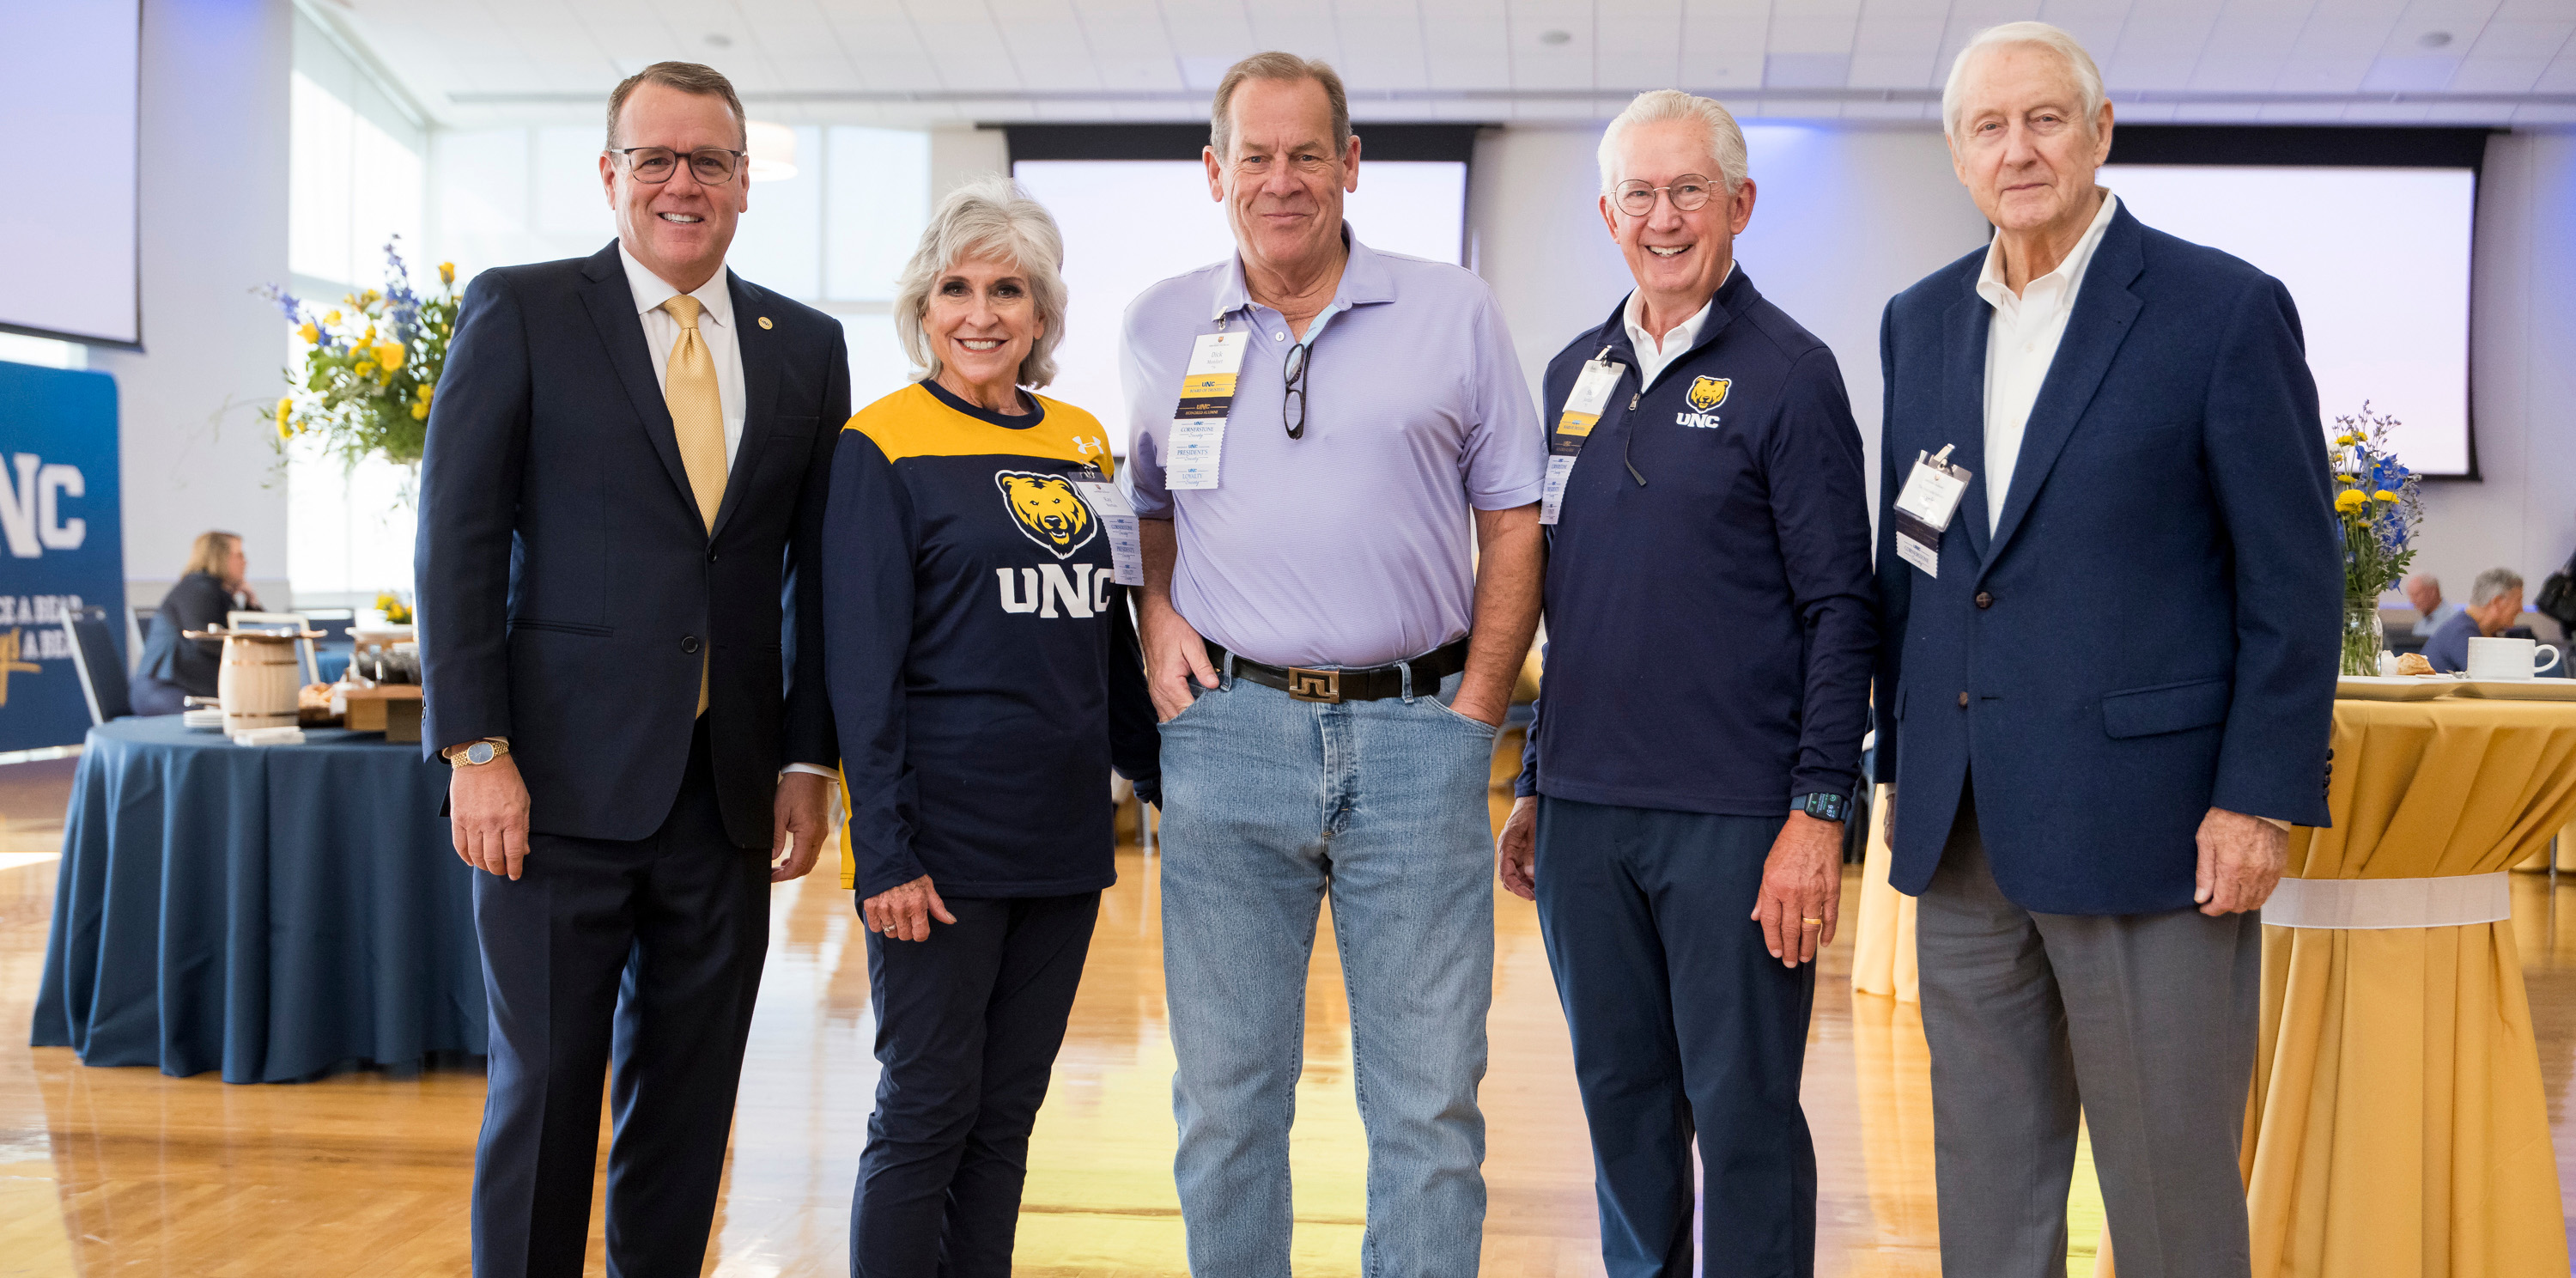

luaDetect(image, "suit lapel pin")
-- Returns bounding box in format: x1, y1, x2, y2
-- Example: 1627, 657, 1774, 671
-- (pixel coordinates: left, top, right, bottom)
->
757, 316, 773, 330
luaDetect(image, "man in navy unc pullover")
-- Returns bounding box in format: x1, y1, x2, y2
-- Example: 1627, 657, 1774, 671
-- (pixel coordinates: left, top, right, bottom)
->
1495, 92, 1875, 1278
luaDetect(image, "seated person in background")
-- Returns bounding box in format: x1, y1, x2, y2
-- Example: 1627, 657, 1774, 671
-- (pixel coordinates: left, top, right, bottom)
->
2405, 572, 2464, 637
130, 531, 263, 715
2423, 568, 2524, 673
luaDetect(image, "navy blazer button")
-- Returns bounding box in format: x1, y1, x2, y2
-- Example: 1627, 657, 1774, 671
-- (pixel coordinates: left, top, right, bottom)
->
1957, 691, 1970, 708
1975, 591, 1995, 609
681, 636, 701, 654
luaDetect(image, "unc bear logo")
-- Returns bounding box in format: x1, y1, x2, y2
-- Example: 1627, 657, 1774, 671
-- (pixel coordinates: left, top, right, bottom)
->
995, 471, 1097, 559
1686, 376, 1732, 412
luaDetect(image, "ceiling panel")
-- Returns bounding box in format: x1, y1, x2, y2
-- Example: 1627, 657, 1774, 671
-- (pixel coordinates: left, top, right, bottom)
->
311, 0, 2571, 130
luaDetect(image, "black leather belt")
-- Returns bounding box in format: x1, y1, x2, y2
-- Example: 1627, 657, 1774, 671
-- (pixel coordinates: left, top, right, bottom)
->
1207, 637, 1473, 704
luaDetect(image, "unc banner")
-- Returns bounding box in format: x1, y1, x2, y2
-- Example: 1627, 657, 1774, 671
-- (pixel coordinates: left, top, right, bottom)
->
0, 362, 125, 752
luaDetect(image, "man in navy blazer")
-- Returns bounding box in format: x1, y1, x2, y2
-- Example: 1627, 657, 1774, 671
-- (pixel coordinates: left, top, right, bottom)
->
1874, 23, 2338, 1278
416, 63, 845, 1278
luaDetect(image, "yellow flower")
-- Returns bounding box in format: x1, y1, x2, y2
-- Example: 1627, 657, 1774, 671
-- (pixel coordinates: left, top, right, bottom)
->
2336, 434, 2360, 446
2372, 490, 2399, 502
354, 360, 376, 377
374, 341, 406, 369
361, 324, 376, 344
296, 320, 319, 344
439, 261, 456, 286
2335, 490, 2370, 513
275, 396, 294, 439
324, 309, 342, 326
361, 289, 380, 306
410, 403, 428, 419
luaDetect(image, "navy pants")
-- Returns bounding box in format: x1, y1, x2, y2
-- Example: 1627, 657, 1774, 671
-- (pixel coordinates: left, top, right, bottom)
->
1533, 796, 1818, 1278
850, 892, 1099, 1278
470, 719, 772, 1278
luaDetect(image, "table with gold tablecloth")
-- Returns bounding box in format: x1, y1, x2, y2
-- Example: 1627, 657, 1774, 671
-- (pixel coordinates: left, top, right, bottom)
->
2244, 697, 2576, 1277
1850, 697, 2576, 1276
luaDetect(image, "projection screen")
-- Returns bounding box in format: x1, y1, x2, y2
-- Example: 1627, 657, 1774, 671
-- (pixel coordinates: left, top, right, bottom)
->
2098, 163, 2475, 476
0, 3, 140, 347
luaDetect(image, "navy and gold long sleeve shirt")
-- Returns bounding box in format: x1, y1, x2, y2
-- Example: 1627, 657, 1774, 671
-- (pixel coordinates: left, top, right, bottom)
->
825, 379, 1159, 898
1517, 269, 1877, 815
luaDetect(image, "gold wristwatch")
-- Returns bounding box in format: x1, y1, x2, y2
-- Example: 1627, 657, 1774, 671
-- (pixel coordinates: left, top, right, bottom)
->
444, 738, 511, 767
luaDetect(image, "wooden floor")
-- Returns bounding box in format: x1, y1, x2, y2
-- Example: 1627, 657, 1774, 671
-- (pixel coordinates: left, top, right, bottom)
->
3, 742, 2573, 1276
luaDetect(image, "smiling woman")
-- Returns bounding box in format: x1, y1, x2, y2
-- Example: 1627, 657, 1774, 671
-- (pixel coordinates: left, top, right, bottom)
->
826, 173, 1158, 1278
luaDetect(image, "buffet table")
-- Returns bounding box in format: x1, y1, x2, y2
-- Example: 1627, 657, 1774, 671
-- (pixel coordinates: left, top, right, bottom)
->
30, 717, 483, 1082
2243, 696, 2575, 1276
1850, 695, 2576, 1275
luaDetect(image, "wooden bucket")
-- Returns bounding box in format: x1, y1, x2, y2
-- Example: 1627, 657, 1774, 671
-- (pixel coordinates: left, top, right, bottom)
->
210, 631, 302, 733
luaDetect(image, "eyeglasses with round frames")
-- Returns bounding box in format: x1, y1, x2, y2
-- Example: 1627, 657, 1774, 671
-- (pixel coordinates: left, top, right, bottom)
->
1281, 340, 1313, 440
610, 147, 748, 186
1614, 174, 1717, 217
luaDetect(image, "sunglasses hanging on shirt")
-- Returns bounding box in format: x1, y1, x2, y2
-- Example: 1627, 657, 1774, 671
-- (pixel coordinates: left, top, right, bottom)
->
1282, 340, 1312, 440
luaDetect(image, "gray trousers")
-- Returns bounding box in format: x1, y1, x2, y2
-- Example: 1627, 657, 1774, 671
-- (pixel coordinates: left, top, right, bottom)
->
1916, 801, 2261, 1278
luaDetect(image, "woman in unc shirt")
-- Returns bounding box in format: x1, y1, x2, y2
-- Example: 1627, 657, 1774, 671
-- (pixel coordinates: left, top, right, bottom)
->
822, 175, 1158, 1278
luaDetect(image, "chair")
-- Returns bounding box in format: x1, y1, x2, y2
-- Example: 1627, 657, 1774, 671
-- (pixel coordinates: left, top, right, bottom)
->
228, 611, 321, 685
300, 606, 357, 642
61, 606, 131, 724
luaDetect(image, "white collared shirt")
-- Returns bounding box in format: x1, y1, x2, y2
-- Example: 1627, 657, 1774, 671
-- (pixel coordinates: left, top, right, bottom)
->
1620, 261, 1730, 390
1976, 190, 2119, 534
619, 245, 833, 783
619, 243, 747, 466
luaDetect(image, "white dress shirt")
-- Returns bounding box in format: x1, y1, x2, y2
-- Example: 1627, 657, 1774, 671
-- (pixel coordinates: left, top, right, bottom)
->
1621, 262, 1729, 389
619, 244, 747, 466
1976, 191, 2119, 534
618, 245, 834, 785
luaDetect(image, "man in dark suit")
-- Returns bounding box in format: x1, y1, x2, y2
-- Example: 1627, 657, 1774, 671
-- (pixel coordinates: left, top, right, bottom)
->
1874, 22, 2338, 1278
416, 61, 846, 1278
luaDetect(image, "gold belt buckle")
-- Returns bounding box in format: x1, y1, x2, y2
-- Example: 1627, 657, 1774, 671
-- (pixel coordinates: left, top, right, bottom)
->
1285, 666, 1341, 703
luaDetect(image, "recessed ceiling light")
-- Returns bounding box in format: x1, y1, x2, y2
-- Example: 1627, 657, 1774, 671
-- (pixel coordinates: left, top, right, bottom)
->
705, 33, 733, 49
2419, 31, 2452, 48
1540, 29, 1572, 46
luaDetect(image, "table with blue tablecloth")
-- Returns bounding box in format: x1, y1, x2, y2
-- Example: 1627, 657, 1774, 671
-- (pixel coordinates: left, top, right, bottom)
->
31, 717, 483, 1082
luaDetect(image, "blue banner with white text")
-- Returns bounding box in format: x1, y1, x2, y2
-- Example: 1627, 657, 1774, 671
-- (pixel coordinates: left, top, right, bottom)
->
0, 362, 125, 752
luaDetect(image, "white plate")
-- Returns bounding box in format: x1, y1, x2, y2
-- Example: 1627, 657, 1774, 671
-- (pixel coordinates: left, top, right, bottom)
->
2336, 675, 2459, 702
181, 709, 227, 729
2452, 679, 2576, 702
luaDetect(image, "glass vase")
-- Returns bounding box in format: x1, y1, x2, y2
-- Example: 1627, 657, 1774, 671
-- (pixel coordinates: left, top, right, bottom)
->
2341, 604, 2384, 677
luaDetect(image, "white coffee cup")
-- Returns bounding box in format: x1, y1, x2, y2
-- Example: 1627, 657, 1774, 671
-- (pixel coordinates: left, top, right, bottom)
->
2465, 636, 2563, 680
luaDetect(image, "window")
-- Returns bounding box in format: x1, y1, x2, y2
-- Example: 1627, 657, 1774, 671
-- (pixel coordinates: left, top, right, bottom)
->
284, 12, 428, 606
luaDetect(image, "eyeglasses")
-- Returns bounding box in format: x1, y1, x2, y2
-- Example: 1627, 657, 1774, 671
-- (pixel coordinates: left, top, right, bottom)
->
1613, 174, 1717, 217
1282, 340, 1312, 441
610, 147, 748, 186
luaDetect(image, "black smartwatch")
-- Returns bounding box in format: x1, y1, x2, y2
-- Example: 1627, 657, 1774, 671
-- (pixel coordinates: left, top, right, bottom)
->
1795, 792, 1850, 823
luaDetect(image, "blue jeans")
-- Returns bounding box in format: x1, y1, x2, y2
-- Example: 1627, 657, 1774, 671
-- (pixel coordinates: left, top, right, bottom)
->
1157, 669, 1498, 1278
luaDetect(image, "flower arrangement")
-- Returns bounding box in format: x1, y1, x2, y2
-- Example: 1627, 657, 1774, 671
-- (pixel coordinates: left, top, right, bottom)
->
2329, 402, 2422, 676
374, 591, 413, 625
262, 237, 459, 469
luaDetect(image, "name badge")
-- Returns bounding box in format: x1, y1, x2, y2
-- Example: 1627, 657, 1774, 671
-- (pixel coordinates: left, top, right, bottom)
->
1070, 477, 1143, 587
1164, 328, 1247, 491
1540, 352, 1625, 526
1893, 444, 1972, 579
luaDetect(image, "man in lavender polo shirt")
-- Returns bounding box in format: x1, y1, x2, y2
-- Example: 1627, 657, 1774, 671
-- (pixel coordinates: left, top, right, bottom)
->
1120, 52, 1545, 1278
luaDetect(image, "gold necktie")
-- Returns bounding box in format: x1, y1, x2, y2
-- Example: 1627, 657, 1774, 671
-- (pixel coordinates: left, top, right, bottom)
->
659, 294, 726, 715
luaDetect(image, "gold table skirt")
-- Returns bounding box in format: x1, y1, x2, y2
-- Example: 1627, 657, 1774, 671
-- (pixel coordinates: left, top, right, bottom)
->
1848, 697, 2576, 1276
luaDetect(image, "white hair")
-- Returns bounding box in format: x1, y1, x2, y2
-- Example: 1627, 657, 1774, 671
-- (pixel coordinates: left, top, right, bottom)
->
1941, 21, 2107, 139
2470, 567, 2524, 607
1597, 90, 1748, 197
892, 175, 1069, 388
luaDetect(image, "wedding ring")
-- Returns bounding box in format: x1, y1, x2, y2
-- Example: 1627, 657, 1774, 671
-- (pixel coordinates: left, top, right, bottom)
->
1801, 917, 1823, 928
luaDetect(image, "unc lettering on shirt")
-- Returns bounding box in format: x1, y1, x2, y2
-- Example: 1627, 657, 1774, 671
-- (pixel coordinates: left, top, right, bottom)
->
994, 563, 1115, 618
1674, 375, 1731, 429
